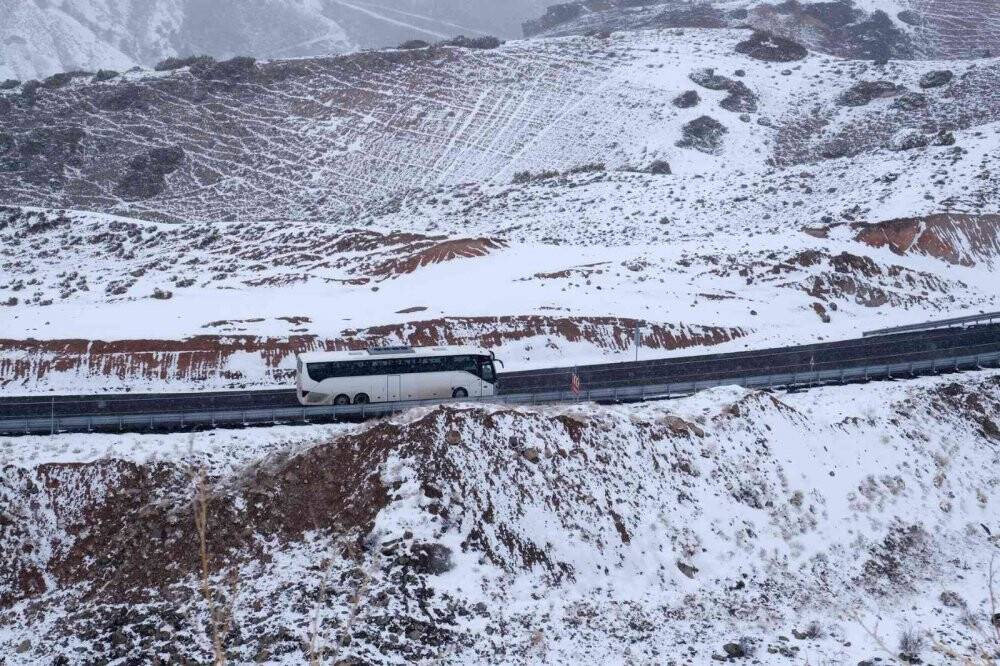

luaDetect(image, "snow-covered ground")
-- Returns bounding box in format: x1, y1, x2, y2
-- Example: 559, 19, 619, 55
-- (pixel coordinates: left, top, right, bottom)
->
2, 370, 999, 663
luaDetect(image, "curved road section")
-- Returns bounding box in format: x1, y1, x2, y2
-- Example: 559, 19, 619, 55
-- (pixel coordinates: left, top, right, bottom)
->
2, 322, 999, 436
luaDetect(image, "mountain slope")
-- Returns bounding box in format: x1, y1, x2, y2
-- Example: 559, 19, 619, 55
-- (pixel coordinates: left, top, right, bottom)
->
1, 29, 997, 223
0, 0, 553, 81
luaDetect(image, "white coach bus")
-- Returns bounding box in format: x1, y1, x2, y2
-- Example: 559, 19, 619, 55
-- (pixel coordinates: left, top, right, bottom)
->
296, 346, 501, 406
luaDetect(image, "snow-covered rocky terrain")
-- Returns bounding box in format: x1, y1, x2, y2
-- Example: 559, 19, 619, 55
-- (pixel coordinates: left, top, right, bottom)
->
2, 372, 999, 663
1, 22, 998, 393
0, 0, 555, 81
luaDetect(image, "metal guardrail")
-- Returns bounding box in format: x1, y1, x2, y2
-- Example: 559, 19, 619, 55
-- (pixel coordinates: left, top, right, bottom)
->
3, 349, 998, 436
864, 312, 1000, 338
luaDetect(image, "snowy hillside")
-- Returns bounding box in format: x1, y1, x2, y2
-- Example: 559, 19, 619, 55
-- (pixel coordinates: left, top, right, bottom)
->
2, 372, 999, 663
0, 0, 551, 81
1, 26, 998, 393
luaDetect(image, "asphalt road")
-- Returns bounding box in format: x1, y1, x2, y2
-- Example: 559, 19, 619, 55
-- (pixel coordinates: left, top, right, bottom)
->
2, 323, 999, 421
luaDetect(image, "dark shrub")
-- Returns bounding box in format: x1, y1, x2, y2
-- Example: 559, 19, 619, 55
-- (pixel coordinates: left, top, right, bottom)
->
154, 55, 215, 72
735, 31, 808, 62
439, 35, 502, 50
191, 56, 258, 81
41, 73, 74, 89
98, 84, 146, 111
919, 70, 953, 89
399, 39, 430, 50
93, 69, 120, 82
673, 90, 700, 108
116, 146, 185, 200
0, 79, 19, 90
677, 116, 728, 153
647, 160, 671, 175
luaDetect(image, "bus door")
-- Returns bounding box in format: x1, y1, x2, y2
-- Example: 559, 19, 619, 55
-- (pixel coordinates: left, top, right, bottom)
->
387, 375, 402, 402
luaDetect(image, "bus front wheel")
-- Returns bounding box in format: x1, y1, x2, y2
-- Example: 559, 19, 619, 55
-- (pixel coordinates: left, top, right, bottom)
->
334, 394, 350, 406
354, 393, 370, 405
452, 387, 468, 399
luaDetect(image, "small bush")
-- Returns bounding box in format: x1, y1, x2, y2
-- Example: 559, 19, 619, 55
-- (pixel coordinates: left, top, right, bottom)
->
0, 79, 20, 90
399, 39, 430, 50
897, 626, 925, 660
151, 288, 173, 300
93, 69, 119, 82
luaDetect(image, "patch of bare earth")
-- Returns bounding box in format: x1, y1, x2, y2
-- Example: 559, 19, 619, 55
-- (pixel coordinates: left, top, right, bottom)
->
852, 214, 1000, 266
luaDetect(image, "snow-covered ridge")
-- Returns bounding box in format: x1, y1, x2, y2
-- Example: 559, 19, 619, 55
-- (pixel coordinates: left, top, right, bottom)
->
2, 371, 999, 662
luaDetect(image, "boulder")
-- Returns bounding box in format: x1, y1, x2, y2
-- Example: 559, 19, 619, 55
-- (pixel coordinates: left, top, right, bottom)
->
409, 542, 453, 575
735, 31, 808, 62
723, 642, 746, 658
676, 560, 699, 578
677, 116, 728, 154
919, 70, 953, 89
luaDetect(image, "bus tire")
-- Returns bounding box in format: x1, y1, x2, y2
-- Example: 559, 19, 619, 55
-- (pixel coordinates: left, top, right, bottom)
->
334, 394, 350, 406
452, 387, 468, 399
353, 393, 370, 405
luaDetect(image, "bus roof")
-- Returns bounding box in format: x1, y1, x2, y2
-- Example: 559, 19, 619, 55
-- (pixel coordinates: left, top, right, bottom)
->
298, 345, 492, 364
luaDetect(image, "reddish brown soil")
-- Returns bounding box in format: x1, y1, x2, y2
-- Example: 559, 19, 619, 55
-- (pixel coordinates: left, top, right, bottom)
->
372, 238, 507, 278
853, 214, 1000, 266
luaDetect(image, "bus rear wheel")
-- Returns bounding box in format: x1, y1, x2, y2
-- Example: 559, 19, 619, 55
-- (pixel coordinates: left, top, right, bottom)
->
353, 393, 370, 405
452, 387, 468, 399
334, 394, 350, 406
